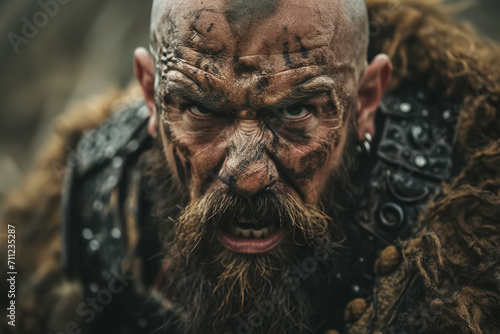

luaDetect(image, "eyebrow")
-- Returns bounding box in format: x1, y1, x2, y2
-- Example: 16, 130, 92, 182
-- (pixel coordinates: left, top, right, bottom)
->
165, 79, 234, 112
272, 81, 335, 108
165, 80, 204, 103
164, 74, 335, 111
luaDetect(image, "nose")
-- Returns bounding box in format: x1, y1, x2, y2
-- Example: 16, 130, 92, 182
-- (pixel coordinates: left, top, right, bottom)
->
219, 149, 279, 196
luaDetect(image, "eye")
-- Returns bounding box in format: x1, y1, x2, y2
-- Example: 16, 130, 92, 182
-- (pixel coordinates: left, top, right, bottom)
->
282, 106, 310, 119
189, 105, 212, 117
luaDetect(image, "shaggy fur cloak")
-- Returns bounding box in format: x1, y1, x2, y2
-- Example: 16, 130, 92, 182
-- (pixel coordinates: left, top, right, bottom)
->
1, 1, 499, 333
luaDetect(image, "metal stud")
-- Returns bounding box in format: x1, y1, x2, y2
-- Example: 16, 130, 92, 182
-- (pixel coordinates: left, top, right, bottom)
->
111, 227, 122, 239
107, 175, 118, 188
399, 102, 412, 113
127, 140, 139, 152
112, 156, 124, 169
93, 200, 104, 211
89, 239, 100, 251
414, 155, 428, 168
443, 109, 451, 121
412, 125, 423, 138
82, 228, 93, 240
104, 146, 115, 158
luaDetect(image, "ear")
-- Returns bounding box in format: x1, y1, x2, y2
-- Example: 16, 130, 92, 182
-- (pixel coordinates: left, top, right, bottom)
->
356, 54, 392, 141
134, 47, 157, 137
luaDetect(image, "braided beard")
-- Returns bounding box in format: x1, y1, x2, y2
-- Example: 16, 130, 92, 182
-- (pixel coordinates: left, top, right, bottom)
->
143, 117, 358, 334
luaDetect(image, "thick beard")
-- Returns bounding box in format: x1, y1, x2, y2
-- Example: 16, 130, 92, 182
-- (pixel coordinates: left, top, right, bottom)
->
142, 118, 359, 334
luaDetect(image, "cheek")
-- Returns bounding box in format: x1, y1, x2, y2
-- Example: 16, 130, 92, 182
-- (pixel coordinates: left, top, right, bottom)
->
275, 128, 331, 188
161, 113, 231, 197
275, 120, 348, 203
187, 138, 229, 197
276, 114, 344, 176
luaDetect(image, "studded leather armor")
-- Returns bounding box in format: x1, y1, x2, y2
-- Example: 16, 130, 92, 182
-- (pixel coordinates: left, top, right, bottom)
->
62, 83, 461, 333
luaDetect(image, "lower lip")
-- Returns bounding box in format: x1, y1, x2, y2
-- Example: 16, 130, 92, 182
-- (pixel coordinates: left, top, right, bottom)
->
216, 229, 286, 254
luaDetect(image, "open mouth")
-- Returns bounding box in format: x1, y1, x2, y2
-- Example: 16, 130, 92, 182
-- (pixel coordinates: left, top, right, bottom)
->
217, 220, 285, 254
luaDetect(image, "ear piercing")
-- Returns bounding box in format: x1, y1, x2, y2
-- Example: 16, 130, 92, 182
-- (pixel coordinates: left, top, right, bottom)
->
356, 132, 372, 155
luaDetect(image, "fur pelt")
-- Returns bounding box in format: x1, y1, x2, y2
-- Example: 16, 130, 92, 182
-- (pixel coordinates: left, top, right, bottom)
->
348, 140, 500, 334
349, 0, 500, 333
0, 86, 141, 334
1, 0, 500, 333
367, 0, 500, 157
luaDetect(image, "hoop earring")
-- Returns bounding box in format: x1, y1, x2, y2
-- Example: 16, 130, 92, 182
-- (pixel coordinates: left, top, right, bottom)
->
356, 132, 372, 155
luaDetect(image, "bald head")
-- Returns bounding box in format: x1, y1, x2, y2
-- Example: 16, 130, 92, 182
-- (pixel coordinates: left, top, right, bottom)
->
150, 0, 369, 76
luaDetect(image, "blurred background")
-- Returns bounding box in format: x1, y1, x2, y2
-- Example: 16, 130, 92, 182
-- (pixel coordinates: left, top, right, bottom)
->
0, 0, 499, 201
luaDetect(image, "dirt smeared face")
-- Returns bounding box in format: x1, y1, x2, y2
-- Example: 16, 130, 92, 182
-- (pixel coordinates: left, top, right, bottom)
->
149, 0, 366, 256
154, 0, 361, 201
142, 0, 377, 332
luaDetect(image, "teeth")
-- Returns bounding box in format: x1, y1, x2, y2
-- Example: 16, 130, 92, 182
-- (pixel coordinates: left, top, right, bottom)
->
228, 224, 277, 239
261, 227, 269, 238
240, 228, 251, 238
252, 229, 263, 238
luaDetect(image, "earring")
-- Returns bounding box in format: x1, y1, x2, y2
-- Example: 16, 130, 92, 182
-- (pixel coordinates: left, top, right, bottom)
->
356, 132, 373, 155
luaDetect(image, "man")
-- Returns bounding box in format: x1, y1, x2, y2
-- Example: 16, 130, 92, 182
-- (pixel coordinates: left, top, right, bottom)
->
130, 0, 390, 332
2, 0, 500, 333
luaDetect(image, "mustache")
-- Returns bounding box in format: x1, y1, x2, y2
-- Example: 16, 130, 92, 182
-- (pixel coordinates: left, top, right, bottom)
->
173, 187, 340, 257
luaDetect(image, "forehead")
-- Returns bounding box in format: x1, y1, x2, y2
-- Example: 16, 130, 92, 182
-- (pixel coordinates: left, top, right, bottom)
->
155, 0, 347, 64
153, 0, 356, 109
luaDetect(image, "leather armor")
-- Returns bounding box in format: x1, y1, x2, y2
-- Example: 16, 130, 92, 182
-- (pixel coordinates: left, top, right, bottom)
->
62, 83, 461, 333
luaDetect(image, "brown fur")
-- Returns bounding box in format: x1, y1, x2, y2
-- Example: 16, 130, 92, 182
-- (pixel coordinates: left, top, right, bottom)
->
350, 139, 500, 334
401, 140, 500, 334
2, 0, 500, 333
349, 1, 500, 332
0, 86, 140, 334
366, 0, 500, 157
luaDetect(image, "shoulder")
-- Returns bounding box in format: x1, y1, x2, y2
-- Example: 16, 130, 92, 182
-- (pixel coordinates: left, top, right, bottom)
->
347, 123, 500, 334
61, 99, 152, 280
